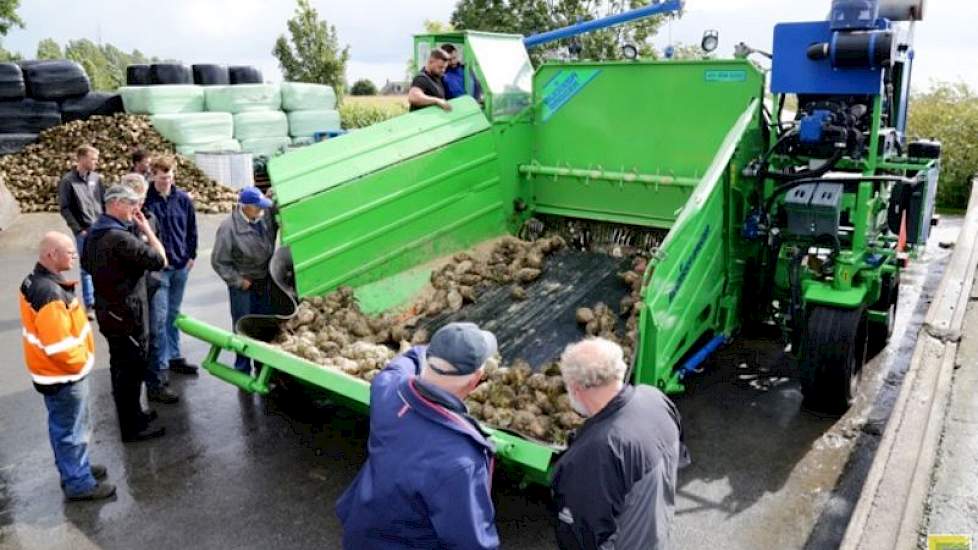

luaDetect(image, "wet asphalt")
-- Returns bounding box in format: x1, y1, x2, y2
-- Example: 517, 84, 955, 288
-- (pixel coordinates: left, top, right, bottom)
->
0, 213, 961, 550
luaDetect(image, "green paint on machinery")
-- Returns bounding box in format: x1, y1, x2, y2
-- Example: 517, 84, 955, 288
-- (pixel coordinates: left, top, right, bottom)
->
177, 16, 940, 485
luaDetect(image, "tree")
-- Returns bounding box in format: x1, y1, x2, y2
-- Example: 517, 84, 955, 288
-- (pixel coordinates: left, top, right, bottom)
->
36, 38, 63, 60
350, 79, 377, 96
273, 0, 350, 100
450, 0, 670, 64
0, 0, 23, 36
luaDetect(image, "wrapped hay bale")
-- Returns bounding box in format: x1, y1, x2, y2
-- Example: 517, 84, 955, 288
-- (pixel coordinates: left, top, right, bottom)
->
240, 136, 291, 158
175, 139, 242, 156
204, 84, 281, 113
150, 112, 233, 145
280, 82, 336, 111
22, 60, 90, 102
60, 92, 124, 122
120, 85, 205, 115
287, 109, 341, 138
233, 111, 288, 140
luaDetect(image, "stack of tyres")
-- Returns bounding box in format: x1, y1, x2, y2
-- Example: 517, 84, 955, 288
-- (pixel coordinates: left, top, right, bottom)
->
0, 63, 50, 153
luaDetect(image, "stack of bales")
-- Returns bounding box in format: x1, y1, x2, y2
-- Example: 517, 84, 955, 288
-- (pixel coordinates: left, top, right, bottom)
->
119, 63, 339, 159
0, 60, 123, 154
281, 82, 340, 146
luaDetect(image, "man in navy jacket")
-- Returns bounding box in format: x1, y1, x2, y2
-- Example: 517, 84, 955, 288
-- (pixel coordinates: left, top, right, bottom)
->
143, 155, 199, 389
337, 322, 500, 550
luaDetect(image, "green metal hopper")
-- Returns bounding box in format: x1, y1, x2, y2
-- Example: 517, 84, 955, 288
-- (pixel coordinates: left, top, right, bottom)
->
177, 32, 767, 484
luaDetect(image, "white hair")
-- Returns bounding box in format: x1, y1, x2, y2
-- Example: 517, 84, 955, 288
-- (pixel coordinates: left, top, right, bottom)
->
421, 355, 481, 392
560, 338, 627, 389
119, 173, 148, 196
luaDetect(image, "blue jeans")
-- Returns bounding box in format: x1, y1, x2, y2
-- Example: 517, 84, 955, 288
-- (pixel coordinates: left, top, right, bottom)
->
146, 284, 166, 390
75, 233, 94, 308
42, 378, 97, 496
150, 267, 189, 380
229, 278, 271, 373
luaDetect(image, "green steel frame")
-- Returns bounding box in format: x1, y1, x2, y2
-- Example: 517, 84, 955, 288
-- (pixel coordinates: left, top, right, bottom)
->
176, 30, 937, 484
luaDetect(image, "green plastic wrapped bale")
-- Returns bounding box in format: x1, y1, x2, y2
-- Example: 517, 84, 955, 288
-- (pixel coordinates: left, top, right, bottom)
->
233, 111, 288, 140
241, 136, 292, 158
291, 136, 316, 146
119, 85, 204, 114
150, 112, 233, 145
204, 84, 281, 114
280, 82, 336, 111
175, 139, 242, 156
287, 109, 341, 138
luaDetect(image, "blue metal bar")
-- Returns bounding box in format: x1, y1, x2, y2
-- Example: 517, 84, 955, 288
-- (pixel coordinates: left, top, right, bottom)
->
679, 334, 727, 378
523, 0, 684, 49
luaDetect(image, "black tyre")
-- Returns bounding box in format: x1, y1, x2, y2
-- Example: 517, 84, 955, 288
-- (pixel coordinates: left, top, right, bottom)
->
800, 306, 868, 414
0, 63, 25, 100
22, 60, 90, 101
867, 274, 899, 359
0, 99, 61, 134
150, 63, 192, 85
60, 92, 124, 122
126, 64, 151, 86
192, 64, 229, 85
229, 65, 263, 85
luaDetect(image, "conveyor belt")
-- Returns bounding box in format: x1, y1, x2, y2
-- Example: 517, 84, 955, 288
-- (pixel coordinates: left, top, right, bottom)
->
419, 249, 633, 369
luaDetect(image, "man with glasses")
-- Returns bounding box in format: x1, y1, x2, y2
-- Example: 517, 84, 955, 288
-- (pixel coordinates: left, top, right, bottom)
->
82, 185, 168, 442
19, 231, 115, 501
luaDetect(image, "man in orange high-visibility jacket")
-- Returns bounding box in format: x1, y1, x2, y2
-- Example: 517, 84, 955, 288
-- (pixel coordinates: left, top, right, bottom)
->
19, 231, 115, 502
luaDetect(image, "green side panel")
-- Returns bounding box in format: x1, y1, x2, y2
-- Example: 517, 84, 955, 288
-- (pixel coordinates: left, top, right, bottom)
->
633, 100, 761, 393
268, 96, 505, 304
527, 60, 764, 229
175, 315, 555, 483
268, 96, 489, 207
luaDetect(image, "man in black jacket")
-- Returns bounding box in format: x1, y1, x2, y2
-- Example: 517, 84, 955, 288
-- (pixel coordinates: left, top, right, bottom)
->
57, 145, 104, 318
551, 338, 687, 550
82, 185, 168, 442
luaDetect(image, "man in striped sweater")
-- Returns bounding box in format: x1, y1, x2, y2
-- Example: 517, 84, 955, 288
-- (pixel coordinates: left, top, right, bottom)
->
18, 231, 115, 501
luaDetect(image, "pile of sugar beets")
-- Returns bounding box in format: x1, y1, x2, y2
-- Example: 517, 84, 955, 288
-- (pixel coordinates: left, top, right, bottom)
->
273, 235, 648, 447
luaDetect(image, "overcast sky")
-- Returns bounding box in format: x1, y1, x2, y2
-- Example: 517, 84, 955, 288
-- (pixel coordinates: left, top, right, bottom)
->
2, 0, 974, 91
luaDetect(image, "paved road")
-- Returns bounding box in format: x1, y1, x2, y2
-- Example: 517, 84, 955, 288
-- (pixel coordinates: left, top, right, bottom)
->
0, 213, 961, 549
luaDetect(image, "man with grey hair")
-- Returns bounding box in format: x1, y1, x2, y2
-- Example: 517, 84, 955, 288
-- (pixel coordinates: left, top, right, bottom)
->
551, 337, 686, 550
337, 322, 500, 549
81, 185, 168, 442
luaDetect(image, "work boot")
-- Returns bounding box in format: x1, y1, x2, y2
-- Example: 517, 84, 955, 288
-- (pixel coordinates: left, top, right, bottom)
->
90, 464, 107, 481
65, 481, 116, 502
122, 426, 166, 443
147, 387, 180, 404
169, 357, 199, 375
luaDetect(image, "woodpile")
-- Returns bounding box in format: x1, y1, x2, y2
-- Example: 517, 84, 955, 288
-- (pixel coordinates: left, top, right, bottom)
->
0, 113, 237, 214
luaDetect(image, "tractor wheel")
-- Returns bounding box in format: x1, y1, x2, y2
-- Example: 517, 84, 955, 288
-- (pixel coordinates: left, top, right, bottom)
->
799, 306, 868, 414
867, 274, 899, 359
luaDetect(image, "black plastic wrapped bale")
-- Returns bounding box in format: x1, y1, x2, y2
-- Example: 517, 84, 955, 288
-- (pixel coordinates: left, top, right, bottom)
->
22, 60, 90, 102
0, 99, 61, 134
126, 64, 152, 85
150, 63, 192, 85
0, 133, 38, 155
60, 92, 124, 122
192, 64, 230, 85
0, 63, 25, 101
229, 65, 263, 85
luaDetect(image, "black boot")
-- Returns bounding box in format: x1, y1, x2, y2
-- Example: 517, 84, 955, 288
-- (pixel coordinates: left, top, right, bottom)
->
169, 357, 199, 375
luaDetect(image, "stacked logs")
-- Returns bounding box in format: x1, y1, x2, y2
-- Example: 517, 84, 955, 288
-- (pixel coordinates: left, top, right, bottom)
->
0, 113, 237, 214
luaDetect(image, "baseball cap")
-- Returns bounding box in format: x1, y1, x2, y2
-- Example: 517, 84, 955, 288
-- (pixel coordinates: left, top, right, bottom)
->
426, 322, 498, 375
239, 186, 273, 208
103, 184, 141, 204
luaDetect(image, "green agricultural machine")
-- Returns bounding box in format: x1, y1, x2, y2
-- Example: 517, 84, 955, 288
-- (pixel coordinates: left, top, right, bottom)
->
177, 0, 939, 484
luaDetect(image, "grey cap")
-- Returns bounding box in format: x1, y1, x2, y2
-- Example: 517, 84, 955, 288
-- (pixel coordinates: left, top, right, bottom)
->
426, 322, 498, 375
103, 184, 142, 204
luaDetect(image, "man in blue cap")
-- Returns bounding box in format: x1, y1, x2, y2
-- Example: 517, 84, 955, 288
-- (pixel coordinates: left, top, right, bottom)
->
211, 186, 277, 374
337, 322, 500, 550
